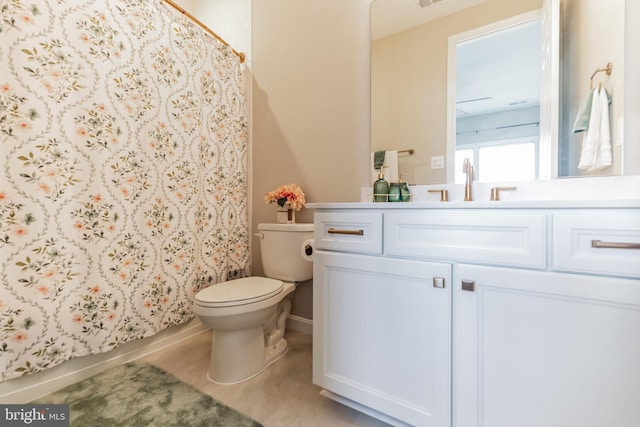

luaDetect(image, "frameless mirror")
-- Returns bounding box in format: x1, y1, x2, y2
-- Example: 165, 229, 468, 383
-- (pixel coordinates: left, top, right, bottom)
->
371, 0, 630, 185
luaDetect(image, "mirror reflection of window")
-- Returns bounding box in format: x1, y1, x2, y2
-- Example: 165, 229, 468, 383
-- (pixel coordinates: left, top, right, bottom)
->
455, 140, 537, 183
455, 17, 542, 183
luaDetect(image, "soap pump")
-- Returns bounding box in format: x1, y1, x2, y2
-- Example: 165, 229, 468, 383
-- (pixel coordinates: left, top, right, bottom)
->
373, 166, 389, 202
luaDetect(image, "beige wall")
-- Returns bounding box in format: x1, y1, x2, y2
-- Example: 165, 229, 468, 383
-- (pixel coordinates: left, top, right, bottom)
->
561, 0, 625, 177
251, 0, 371, 275
626, 0, 640, 175
190, 0, 251, 58
172, 0, 196, 13
250, 0, 371, 318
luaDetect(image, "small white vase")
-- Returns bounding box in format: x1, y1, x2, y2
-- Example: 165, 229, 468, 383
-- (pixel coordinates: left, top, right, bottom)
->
276, 204, 295, 224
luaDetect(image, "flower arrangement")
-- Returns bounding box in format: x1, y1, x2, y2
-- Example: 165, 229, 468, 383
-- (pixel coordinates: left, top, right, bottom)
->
264, 183, 306, 211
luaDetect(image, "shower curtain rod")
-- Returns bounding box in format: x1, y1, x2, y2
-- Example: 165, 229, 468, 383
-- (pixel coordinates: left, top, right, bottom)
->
162, 0, 246, 63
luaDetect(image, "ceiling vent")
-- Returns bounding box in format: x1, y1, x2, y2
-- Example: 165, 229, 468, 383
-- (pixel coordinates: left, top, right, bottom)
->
418, 0, 446, 8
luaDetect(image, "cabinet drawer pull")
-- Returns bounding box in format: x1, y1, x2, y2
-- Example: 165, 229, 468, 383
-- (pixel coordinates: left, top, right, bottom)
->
461, 280, 475, 292
591, 240, 640, 249
327, 228, 364, 236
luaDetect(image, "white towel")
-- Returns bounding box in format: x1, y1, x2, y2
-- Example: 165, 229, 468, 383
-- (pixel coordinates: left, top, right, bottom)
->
370, 150, 398, 183
578, 88, 612, 171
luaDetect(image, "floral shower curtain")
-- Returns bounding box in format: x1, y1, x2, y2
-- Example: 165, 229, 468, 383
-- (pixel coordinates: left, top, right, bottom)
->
0, 0, 249, 382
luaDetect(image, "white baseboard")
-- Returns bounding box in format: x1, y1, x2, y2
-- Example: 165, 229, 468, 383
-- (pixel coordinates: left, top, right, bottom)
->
286, 314, 312, 335
0, 318, 207, 404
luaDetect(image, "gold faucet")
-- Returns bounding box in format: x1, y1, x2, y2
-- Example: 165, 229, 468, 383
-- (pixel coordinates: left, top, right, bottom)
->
428, 189, 449, 201
463, 158, 474, 201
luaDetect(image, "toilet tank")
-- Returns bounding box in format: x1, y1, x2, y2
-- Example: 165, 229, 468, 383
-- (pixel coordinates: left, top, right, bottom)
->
257, 223, 313, 282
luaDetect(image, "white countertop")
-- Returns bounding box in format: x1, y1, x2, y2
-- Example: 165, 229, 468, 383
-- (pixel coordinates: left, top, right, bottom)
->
308, 176, 640, 210
308, 200, 640, 209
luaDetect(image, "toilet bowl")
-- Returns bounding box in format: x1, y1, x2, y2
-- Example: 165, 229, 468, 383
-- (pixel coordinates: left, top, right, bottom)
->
194, 223, 313, 384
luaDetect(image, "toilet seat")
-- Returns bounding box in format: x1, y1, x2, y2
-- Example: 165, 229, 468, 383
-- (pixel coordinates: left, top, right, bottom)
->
195, 277, 283, 308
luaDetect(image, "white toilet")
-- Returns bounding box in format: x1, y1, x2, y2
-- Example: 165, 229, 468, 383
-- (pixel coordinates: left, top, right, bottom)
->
193, 223, 313, 384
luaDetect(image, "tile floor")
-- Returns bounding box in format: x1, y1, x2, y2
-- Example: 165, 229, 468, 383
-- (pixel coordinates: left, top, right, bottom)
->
140, 329, 391, 427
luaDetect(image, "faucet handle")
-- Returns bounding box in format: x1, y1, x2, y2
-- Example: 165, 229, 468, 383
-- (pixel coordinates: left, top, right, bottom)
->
428, 189, 449, 202
490, 186, 517, 201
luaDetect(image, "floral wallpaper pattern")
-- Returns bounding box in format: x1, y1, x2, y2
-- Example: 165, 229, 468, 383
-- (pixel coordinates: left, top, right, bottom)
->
0, 0, 249, 381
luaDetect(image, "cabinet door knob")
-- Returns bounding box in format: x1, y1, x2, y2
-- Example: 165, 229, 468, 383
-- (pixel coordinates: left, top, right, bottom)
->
461, 280, 475, 292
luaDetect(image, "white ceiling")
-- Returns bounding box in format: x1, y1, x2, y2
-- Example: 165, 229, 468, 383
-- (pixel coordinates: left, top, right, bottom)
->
455, 19, 541, 117
371, 0, 541, 117
371, 0, 489, 40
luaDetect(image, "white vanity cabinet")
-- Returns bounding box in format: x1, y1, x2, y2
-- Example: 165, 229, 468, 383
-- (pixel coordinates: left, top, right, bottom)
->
454, 264, 640, 427
310, 205, 640, 427
312, 212, 452, 427
454, 209, 640, 427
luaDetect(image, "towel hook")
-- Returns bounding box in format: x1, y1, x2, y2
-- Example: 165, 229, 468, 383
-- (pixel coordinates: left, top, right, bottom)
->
590, 62, 612, 90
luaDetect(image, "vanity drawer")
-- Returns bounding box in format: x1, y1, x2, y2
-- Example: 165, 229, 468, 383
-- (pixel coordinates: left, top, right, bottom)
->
384, 211, 546, 268
314, 212, 383, 255
553, 211, 640, 278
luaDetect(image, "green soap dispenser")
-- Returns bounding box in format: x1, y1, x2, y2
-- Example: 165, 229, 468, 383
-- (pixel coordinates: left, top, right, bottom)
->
388, 182, 401, 202
373, 166, 389, 202
399, 173, 411, 202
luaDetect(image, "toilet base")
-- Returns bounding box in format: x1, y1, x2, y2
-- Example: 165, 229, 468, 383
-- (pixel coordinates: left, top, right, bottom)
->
197, 282, 296, 385
207, 330, 290, 385
265, 336, 288, 363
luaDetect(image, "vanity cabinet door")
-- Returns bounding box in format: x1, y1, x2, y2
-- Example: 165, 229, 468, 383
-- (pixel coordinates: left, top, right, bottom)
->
454, 264, 640, 427
313, 251, 451, 427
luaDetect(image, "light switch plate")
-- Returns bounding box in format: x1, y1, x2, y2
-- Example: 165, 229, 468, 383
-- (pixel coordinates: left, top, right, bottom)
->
431, 156, 444, 169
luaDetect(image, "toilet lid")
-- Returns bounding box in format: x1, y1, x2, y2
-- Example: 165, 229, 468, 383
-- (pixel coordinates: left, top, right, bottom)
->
195, 277, 283, 307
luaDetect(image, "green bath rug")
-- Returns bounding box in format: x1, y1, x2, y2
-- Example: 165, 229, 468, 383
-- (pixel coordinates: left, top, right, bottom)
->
32, 362, 262, 427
